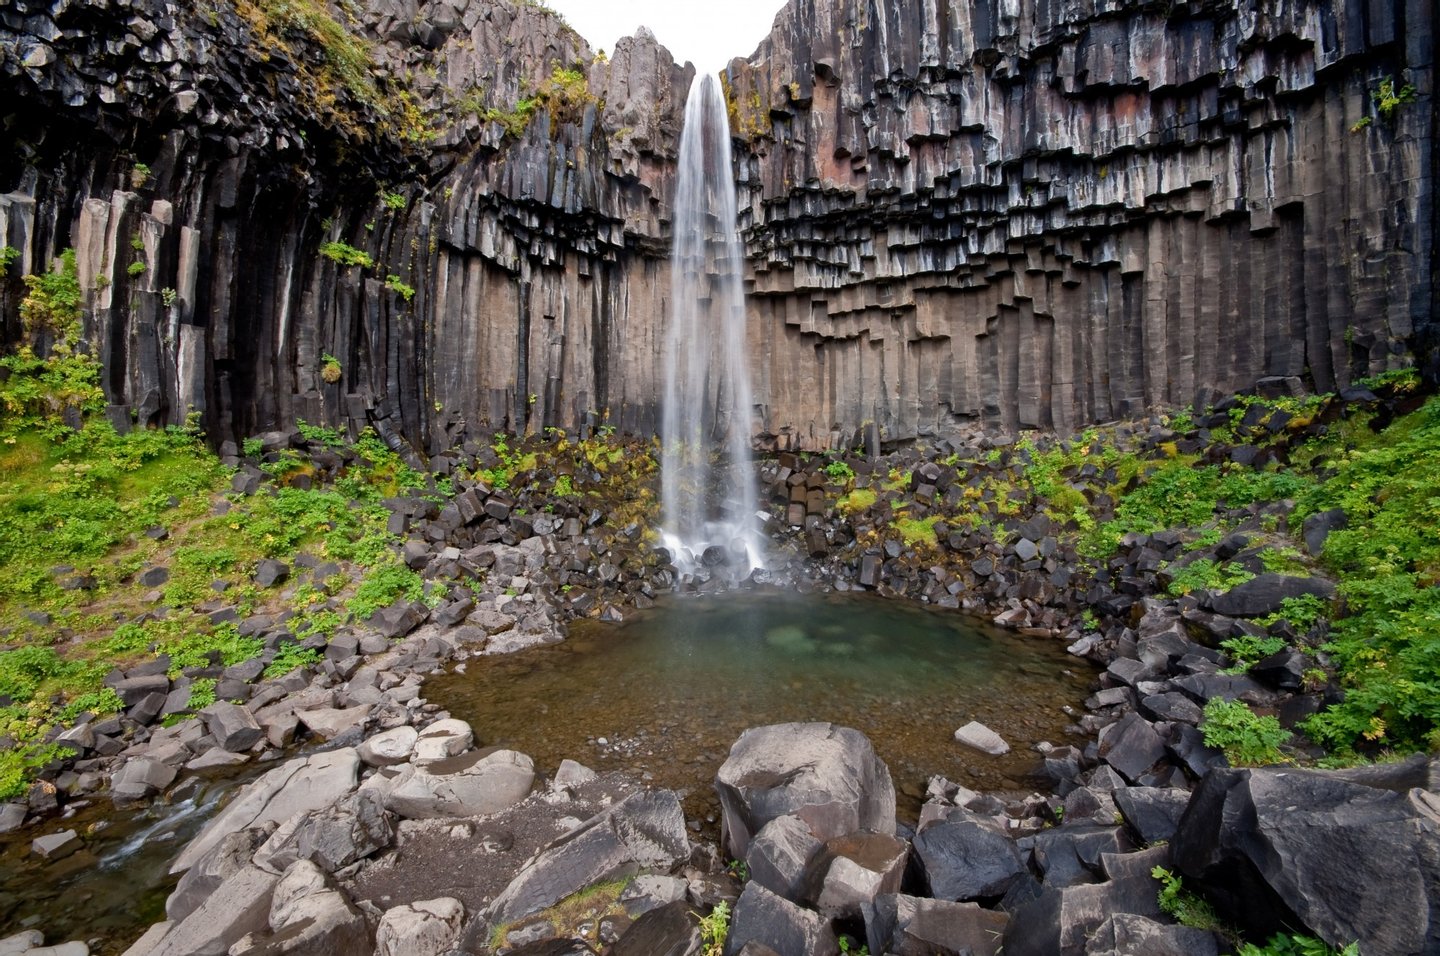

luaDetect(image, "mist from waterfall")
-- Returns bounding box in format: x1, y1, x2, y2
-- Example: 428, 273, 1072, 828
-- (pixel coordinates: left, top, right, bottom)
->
659, 73, 762, 577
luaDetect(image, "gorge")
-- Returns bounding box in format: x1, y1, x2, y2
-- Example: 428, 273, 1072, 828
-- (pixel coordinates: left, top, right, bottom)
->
1, 0, 1432, 453
1, 1, 1438, 955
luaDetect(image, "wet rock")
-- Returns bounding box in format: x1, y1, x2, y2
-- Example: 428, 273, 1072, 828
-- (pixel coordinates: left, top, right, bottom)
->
0, 931, 44, 954
723, 882, 836, 956
912, 814, 1024, 901
487, 789, 689, 926
294, 705, 370, 739
862, 894, 1008, 956
380, 748, 535, 820
168, 831, 264, 922
110, 757, 178, 806
172, 749, 360, 874
0, 803, 26, 834
953, 720, 1010, 756
30, 829, 81, 861
715, 722, 896, 859
375, 897, 464, 956
1171, 765, 1440, 955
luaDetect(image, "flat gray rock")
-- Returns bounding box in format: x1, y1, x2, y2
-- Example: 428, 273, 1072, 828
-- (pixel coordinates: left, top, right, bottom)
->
953, 720, 1010, 756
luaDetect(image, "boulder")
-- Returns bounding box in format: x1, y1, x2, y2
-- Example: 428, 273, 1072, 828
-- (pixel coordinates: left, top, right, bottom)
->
953, 721, 1010, 756
374, 897, 464, 956
203, 701, 264, 753
722, 882, 836, 956
715, 723, 895, 859
228, 859, 368, 955
610, 900, 703, 956
168, 831, 264, 921
171, 749, 360, 874
745, 814, 822, 902
1002, 846, 1169, 956
110, 758, 177, 806
254, 788, 395, 873
1086, 913, 1222, 955
1205, 574, 1336, 618
913, 814, 1025, 901
486, 789, 690, 926
1026, 825, 1130, 889
358, 726, 419, 766
806, 831, 909, 919
412, 718, 475, 764
1113, 787, 1192, 847
619, 875, 689, 917
862, 894, 1008, 956
381, 748, 535, 819
31, 829, 81, 860
1097, 713, 1167, 783
294, 705, 370, 739
149, 865, 279, 956
1301, 509, 1346, 556
1171, 765, 1440, 955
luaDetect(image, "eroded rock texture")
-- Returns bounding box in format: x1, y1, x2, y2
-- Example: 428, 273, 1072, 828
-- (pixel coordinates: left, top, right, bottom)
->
727, 0, 1435, 445
0, 0, 1433, 453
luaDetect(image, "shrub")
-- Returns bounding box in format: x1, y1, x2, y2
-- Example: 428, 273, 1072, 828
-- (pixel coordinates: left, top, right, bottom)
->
321, 353, 342, 384
1202, 698, 1289, 766
384, 274, 416, 302
319, 241, 372, 269
823, 459, 855, 482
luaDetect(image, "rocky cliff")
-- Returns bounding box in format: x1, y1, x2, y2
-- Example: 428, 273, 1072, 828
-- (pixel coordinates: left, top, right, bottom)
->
0, 0, 1433, 454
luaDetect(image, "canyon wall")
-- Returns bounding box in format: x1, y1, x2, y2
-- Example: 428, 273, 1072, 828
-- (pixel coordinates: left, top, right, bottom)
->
0, 0, 1433, 454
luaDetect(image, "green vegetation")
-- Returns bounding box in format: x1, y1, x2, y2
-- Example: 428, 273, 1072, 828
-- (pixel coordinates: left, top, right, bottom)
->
892, 515, 940, 549
1202, 699, 1289, 767
482, 65, 599, 136
1292, 392, 1440, 752
319, 241, 373, 269
698, 900, 730, 956
823, 459, 855, 482
127, 260, 147, 278
1151, 866, 1227, 934
379, 190, 405, 211
1165, 558, 1254, 596
837, 487, 877, 514
384, 274, 416, 302
1220, 634, 1288, 671
0, 246, 18, 277
1372, 76, 1418, 119
1237, 934, 1359, 956
264, 642, 323, 679
321, 352, 342, 384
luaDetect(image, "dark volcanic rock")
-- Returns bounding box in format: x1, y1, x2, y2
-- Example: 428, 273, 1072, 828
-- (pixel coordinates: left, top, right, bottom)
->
862, 893, 1007, 956
1205, 575, 1336, 618
913, 815, 1025, 901
723, 881, 836, 956
1171, 765, 1440, 955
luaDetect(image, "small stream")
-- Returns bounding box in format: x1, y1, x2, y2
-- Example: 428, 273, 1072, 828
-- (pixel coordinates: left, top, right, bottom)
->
0, 590, 1096, 952
0, 774, 242, 953
427, 590, 1097, 821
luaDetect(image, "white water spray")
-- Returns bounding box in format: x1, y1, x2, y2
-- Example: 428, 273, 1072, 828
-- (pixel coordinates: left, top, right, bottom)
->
659, 73, 763, 577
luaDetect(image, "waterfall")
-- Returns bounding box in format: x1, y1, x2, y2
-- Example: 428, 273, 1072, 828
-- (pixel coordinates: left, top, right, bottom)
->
659, 73, 763, 577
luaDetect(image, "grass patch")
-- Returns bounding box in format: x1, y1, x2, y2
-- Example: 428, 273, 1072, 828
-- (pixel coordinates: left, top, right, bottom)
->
837, 487, 877, 514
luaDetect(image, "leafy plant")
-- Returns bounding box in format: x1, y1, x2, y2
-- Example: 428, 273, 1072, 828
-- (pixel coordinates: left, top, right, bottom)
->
384, 274, 416, 302
697, 900, 729, 956
319, 241, 373, 269
127, 260, 147, 278
380, 190, 405, 211
264, 642, 322, 679
1237, 934, 1359, 956
1152, 866, 1227, 933
1220, 634, 1288, 671
0, 246, 18, 278
1166, 558, 1255, 596
321, 353, 342, 384
824, 459, 855, 482
187, 677, 218, 710
1372, 76, 1418, 119
1202, 698, 1289, 766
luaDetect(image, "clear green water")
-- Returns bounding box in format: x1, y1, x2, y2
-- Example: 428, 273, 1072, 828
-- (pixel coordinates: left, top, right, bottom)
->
428, 590, 1096, 819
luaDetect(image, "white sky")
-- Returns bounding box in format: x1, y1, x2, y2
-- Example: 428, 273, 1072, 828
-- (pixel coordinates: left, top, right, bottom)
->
545, 0, 789, 73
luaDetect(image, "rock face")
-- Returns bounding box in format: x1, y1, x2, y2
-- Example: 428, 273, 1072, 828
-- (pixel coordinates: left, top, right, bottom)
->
0, 0, 1432, 452
1171, 765, 1440, 956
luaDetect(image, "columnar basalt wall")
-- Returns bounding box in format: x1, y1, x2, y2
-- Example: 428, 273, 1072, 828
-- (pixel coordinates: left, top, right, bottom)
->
727, 0, 1435, 447
0, 0, 1433, 454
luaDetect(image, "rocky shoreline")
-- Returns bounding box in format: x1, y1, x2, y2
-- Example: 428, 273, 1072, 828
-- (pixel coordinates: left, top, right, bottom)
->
1, 382, 1437, 954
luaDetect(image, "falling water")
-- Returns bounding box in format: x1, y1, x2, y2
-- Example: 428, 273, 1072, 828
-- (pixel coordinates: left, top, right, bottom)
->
660, 73, 763, 576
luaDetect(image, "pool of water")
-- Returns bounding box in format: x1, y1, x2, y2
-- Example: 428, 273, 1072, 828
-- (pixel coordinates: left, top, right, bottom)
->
427, 590, 1097, 820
